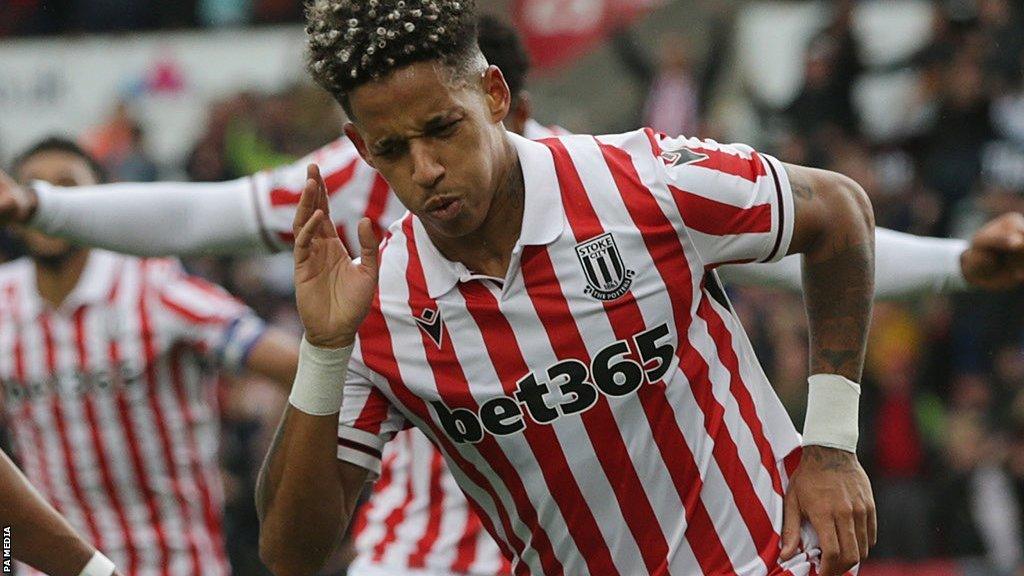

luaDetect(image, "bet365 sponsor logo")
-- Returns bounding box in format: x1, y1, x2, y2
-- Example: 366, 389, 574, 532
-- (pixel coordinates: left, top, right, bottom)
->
430, 324, 675, 443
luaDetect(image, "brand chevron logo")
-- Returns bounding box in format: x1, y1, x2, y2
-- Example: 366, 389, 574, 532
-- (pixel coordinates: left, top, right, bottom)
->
414, 308, 444, 349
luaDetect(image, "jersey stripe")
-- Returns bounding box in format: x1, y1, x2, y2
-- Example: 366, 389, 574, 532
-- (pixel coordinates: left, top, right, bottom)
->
459, 281, 620, 576
137, 262, 194, 575
668, 185, 773, 235
403, 221, 561, 575
544, 137, 736, 574
596, 138, 781, 569
359, 297, 525, 573
519, 246, 674, 573
406, 448, 445, 568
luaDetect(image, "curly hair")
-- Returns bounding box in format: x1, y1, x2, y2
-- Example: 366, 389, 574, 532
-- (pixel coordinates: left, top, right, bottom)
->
306, 0, 483, 114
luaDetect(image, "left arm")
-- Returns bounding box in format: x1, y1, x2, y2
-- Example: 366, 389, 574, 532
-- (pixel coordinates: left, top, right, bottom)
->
243, 329, 301, 392
781, 163, 875, 576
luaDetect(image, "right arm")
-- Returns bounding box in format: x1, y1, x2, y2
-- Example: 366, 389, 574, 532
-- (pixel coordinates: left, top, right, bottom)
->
257, 165, 382, 575
0, 448, 121, 575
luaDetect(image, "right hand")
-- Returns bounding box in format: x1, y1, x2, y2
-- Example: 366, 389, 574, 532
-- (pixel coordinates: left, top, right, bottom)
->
293, 164, 380, 349
960, 212, 1024, 290
0, 169, 37, 224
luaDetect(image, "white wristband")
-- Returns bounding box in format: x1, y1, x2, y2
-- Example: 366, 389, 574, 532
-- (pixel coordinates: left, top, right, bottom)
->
802, 373, 861, 453
78, 551, 116, 576
288, 336, 353, 416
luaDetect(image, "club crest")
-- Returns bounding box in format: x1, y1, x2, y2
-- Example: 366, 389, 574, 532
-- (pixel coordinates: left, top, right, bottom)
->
575, 233, 635, 301
414, 307, 445, 348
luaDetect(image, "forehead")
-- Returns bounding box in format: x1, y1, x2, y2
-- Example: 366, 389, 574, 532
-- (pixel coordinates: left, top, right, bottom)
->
349, 62, 477, 138
17, 150, 98, 186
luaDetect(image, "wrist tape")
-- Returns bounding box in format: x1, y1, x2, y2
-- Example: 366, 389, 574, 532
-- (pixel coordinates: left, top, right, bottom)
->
802, 373, 861, 453
288, 336, 353, 416
78, 551, 115, 576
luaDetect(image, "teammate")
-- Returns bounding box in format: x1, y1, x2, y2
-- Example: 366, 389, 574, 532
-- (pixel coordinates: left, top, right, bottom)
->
1, 137, 301, 576
261, 1, 879, 574
1, 447, 123, 575
0, 16, 1022, 576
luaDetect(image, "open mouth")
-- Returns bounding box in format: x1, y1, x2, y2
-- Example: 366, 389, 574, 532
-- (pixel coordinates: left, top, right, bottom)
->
426, 197, 463, 221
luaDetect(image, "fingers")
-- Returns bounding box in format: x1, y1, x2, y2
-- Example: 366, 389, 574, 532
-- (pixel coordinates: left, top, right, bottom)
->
311, 163, 331, 217
293, 166, 321, 236
811, 514, 841, 576
834, 508, 860, 572
295, 209, 326, 259
854, 500, 870, 561
973, 212, 1024, 251
357, 218, 380, 277
867, 491, 878, 547
779, 489, 802, 560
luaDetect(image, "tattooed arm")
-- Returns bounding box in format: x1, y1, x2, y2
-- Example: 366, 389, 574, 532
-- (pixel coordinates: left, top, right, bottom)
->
780, 164, 876, 576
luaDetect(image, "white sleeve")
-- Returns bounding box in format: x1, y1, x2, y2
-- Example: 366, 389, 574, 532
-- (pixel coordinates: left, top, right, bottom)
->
30, 178, 268, 256
718, 227, 969, 299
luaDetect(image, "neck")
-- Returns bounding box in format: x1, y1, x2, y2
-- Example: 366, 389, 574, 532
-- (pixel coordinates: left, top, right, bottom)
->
431, 136, 525, 278
34, 249, 90, 309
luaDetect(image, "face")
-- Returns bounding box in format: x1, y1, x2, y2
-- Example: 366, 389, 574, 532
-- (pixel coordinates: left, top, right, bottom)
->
345, 61, 512, 240
16, 150, 97, 261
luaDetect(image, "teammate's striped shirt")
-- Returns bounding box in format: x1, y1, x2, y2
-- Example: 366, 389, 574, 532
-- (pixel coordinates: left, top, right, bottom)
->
254, 122, 556, 576
337, 129, 827, 575
0, 250, 266, 576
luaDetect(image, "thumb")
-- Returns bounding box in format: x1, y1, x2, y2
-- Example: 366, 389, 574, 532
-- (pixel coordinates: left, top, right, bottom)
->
780, 489, 802, 561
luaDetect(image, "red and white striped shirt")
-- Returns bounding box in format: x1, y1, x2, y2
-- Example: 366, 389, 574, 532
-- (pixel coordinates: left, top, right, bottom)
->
0, 250, 266, 576
337, 129, 826, 575
255, 122, 555, 576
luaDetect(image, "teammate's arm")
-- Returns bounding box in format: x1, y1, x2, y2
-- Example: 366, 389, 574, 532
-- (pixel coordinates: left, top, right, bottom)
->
719, 214, 1024, 296
0, 168, 269, 256
0, 448, 122, 576
257, 165, 379, 576
782, 163, 875, 576
243, 329, 301, 392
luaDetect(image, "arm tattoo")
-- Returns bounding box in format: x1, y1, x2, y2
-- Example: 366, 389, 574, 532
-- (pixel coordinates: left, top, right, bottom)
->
803, 242, 873, 377
790, 167, 875, 381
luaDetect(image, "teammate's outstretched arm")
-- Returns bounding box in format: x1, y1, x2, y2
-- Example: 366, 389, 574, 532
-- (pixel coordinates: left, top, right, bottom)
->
781, 163, 876, 576
257, 165, 378, 576
0, 167, 270, 256
0, 448, 122, 576
720, 213, 1024, 297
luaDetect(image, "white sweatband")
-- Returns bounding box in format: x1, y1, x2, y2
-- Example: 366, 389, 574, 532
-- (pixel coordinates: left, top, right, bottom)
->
802, 374, 861, 453
288, 336, 353, 415
78, 551, 116, 576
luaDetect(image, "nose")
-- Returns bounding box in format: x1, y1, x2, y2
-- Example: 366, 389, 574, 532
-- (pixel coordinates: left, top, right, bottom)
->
410, 141, 445, 189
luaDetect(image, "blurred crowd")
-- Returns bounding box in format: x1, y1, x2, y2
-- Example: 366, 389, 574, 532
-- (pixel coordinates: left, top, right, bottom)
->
4, 0, 1024, 574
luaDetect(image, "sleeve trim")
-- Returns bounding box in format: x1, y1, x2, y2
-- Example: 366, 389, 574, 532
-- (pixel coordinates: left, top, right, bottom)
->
762, 155, 794, 263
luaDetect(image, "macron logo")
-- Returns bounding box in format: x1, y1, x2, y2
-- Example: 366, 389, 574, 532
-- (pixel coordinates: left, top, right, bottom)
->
415, 308, 445, 348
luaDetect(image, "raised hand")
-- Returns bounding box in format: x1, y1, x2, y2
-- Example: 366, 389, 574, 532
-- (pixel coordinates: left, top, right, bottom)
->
293, 164, 379, 348
961, 212, 1024, 290
0, 169, 37, 224
780, 446, 875, 575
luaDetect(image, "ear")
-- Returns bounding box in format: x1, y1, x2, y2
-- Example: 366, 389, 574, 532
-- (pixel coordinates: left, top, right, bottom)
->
481, 65, 512, 125
344, 123, 375, 169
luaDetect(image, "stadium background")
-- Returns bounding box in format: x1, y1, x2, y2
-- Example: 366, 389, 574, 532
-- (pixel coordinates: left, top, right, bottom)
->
3, 0, 1024, 574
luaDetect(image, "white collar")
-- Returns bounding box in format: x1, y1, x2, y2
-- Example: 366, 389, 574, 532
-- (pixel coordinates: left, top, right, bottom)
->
415, 131, 564, 299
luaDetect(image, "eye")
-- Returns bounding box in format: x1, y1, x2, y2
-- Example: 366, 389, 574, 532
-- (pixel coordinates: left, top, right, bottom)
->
431, 119, 461, 138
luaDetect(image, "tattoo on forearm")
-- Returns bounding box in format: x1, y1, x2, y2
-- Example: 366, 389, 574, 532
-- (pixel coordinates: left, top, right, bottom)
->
803, 240, 874, 379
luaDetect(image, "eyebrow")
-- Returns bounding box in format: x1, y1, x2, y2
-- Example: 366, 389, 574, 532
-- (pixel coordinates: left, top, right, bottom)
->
370, 107, 465, 152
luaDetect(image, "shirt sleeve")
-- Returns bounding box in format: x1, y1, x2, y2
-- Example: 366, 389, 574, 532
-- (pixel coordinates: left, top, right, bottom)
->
250, 137, 406, 254
336, 339, 408, 479
148, 259, 267, 373
651, 131, 795, 267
